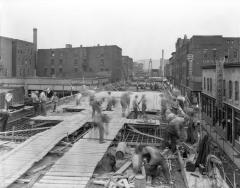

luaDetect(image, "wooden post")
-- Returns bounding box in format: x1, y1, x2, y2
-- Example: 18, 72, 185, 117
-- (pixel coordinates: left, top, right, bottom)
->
232, 108, 235, 145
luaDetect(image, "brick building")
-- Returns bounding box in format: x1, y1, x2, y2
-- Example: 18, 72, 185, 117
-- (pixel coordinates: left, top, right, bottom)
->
169, 35, 232, 102
201, 37, 240, 152
0, 37, 13, 77
12, 39, 35, 77
0, 30, 36, 78
37, 45, 122, 82
122, 56, 133, 81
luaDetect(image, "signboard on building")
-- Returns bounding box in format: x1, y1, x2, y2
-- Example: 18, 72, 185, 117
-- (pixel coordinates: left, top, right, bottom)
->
187, 54, 193, 81
216, 57, 224, 108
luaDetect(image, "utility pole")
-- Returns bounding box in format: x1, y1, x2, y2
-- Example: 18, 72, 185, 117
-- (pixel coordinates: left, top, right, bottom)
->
161, 49, 164, 77
148, 59, 152, 77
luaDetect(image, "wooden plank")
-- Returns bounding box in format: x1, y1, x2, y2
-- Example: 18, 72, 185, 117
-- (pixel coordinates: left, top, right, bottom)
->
39, 179, 88, 185
33, 183, 86, 188
46, 171, 93, 177
41, 176, 90, 181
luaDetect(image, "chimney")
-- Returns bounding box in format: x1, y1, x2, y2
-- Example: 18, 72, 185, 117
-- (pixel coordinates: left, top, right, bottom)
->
65, 44, 72, 48
33, 28, 37, 76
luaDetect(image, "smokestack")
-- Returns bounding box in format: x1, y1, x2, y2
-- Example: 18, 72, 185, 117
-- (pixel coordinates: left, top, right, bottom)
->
162, 49, 164, 77
33, 28, 37, 76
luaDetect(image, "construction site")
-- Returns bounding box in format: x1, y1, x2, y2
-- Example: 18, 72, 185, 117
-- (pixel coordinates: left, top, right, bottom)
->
0, 79, 239, 188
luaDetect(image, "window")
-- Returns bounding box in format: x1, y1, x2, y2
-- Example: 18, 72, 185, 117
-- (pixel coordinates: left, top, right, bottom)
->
51, 51, 55, 57
235, 81, 239, 101
204, 77, 206, 90
207, 78, 209, 91
229, 80, 232, 99
74, 67, 78, 72
210, 78, 212, 92
59, 67, 63, 74
51, 68, 55, 75
223, 80, 226, 97
59, 59, 63, 64
234, 51, 238, 58
51, 59, 54, 66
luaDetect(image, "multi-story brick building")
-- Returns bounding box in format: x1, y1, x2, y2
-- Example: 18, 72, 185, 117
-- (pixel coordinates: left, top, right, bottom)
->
0, 37, 13, 77
122, 56, 133, 81
169, 35, 235, 102
0, 30, 36, 78
12, 39, 35, 77
201, 41, 240, 159
37, 45, 122, 82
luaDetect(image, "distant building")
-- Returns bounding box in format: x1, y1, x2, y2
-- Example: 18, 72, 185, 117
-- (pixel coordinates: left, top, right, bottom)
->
37, 45, 122, 82
201, 38, 240, 157
169, 35, 240, 102
122, 56, 133, 80
132, 62, 145, 77
0, 30, 36, 78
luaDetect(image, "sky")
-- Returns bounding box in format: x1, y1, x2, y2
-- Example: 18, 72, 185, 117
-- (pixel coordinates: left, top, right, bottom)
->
1, 0, 240, 68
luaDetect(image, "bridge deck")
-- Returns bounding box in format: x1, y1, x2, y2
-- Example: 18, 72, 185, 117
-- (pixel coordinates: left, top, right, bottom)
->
33, 92, 162, 188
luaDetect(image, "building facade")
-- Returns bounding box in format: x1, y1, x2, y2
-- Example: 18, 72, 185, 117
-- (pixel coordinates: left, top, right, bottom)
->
202, 37, 240, 152
12, 39, 35, 77
37, 45, 122, 82
122, 56, 133, 81
0, 32, 36, 78
0, 37, 13, 77
169, 35, 238, 103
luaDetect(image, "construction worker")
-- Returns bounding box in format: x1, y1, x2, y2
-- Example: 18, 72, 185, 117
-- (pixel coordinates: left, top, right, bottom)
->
106, 91, 112, 111
75, 92, 82, 106
39, 90, 47, 116
166, 116, 188, 152
135, 145, 171, 183
51, 92, 58, 112
133, 95, 139, 119
0, 109, 9, 132
31, 91, 40, 115
160, 93, 167, 121
92, 98, 106, 144
120, 92, 130, 117
141, 94, 147, 118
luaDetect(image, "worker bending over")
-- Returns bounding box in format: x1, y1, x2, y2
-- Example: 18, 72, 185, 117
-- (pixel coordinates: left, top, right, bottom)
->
136, 145, 171, 183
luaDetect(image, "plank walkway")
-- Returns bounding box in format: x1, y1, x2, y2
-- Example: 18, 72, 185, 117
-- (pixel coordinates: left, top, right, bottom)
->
0, 101, 92, 188
33, 107, 128, 188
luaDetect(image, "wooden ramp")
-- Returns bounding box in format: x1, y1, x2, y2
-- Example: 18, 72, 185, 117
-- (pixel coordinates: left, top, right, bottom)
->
33, 109, 128, 188
0, 108, 92, 188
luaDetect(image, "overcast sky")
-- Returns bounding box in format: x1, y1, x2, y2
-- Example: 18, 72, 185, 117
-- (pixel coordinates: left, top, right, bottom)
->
1, 0, 240, 64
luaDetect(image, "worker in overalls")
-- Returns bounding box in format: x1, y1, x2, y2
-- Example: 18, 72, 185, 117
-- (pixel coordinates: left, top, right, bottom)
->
31, 91, 40, 115
133, 95, 139, 119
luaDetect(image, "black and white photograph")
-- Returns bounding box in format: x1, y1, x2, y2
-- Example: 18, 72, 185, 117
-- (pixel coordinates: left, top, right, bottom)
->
0, 0, 240, 187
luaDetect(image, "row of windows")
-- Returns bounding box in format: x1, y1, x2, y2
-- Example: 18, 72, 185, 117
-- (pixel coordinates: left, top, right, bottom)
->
50, 59, 89, 66
203, 77, 213, 92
